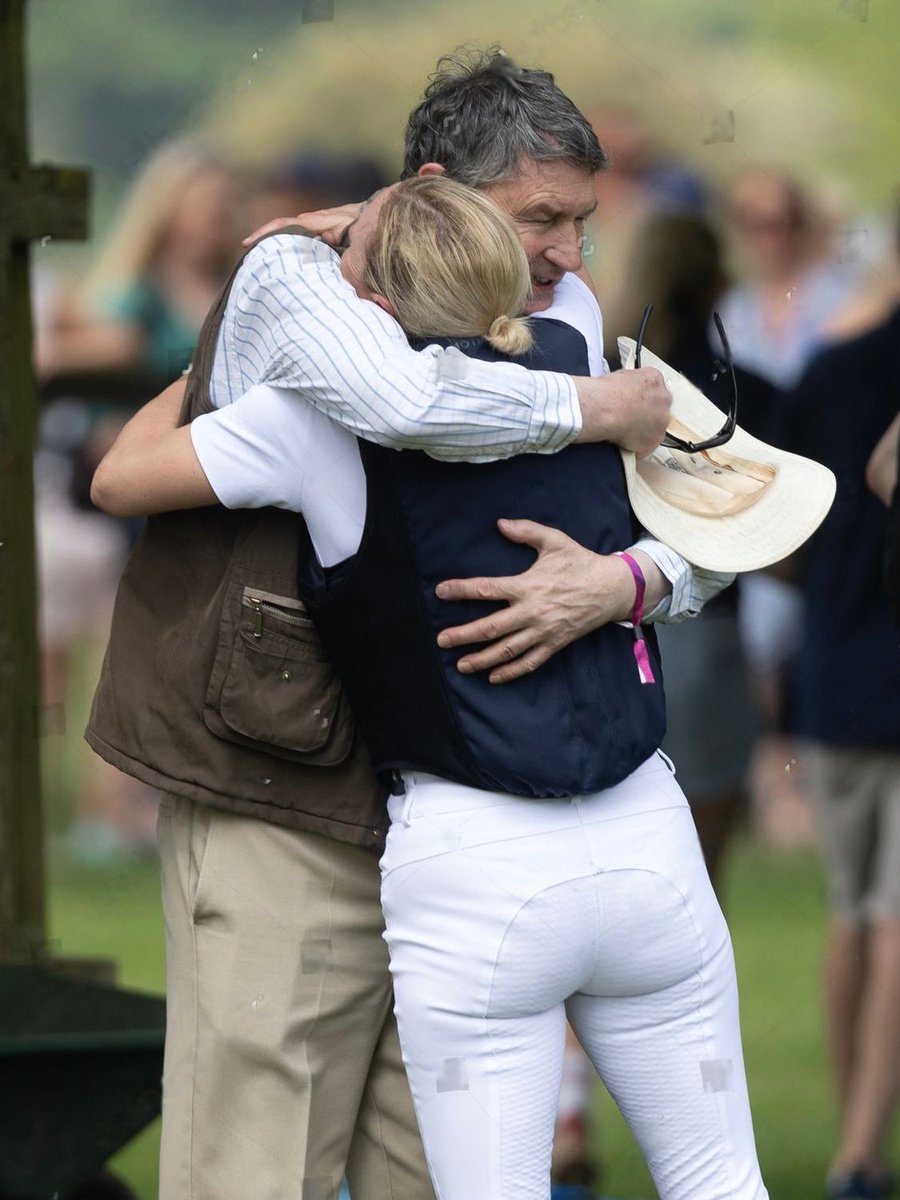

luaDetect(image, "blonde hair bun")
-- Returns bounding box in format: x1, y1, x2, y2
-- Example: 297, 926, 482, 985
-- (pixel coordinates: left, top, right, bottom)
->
487, 314, 533, 357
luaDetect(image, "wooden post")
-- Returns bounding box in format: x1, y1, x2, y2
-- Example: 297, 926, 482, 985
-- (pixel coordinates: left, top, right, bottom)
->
0, 0, 89, 961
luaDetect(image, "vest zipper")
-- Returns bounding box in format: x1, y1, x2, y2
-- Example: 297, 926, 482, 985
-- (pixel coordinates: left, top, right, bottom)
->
244, 595, 314, 639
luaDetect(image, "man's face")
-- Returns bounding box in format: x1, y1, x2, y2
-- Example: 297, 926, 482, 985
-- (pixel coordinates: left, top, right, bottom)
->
483, 159, 598, 314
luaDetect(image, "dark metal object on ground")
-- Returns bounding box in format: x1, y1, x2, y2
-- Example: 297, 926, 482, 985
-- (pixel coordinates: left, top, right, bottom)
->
0, 966, 165, 1198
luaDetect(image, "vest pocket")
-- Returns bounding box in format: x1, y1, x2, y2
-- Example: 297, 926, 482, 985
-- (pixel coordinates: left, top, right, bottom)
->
204, 583, 355, 764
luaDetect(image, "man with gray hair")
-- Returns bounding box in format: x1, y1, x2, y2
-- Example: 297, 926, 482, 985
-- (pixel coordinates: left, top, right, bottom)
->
403, 50, 605, 184
294, 50, 725, 676
91, 47, 738, 1200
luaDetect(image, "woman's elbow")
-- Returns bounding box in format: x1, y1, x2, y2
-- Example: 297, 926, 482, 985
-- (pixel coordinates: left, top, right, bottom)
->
90, 460, 135, 518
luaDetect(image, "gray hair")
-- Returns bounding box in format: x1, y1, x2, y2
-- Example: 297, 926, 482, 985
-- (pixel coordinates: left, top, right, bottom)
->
402, 46, 608, 188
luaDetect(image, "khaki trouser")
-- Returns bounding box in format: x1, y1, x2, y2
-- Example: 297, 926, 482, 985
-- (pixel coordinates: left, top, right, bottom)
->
803, 742, 900, 924
157, 793, 432, 1200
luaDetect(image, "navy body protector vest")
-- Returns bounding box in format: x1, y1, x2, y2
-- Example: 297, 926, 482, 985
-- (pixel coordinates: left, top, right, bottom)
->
297, 318, 666, 799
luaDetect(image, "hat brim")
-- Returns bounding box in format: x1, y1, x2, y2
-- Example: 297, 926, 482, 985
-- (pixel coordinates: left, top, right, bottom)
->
617, 337, 836, 573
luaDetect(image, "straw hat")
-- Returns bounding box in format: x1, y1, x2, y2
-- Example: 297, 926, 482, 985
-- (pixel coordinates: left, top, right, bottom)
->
618, 336, 836, 573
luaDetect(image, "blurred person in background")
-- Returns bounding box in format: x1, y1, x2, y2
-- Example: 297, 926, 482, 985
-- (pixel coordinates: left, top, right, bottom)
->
31, 267, 138, 863
780, 208, 900, 1200
244, 153, 389, 248
719, 167, 858, 391
37, 138, 243, 384
584, 106, 708, 350
34, 138, 243, 863
719, 168, 862, 849
615, 212, 781, 891
825, 212, 900, 347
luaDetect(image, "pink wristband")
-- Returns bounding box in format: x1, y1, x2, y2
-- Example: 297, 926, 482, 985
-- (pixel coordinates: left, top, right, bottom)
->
615, 551, 656, 685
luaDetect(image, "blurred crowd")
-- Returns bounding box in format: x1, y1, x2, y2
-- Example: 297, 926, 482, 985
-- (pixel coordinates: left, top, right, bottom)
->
31, 112, 899, 1196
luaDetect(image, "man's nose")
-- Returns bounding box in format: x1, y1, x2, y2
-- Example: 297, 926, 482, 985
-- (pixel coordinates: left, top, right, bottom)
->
544, 229, 584, 274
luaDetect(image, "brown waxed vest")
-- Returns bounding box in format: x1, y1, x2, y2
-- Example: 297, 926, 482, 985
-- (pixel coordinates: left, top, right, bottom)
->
85, 230, 388, 852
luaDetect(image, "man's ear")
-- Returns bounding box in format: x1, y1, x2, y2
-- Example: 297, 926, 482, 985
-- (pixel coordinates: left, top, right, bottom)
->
372, 293, 398, 319
417, 162, 446, 178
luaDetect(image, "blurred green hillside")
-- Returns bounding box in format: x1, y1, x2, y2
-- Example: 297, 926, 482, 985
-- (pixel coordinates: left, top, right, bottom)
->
28, 0, 900, 245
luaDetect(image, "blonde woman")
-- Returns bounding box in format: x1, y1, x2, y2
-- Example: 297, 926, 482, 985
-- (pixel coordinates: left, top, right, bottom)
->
38, 139, 241, 383
34, 140, 243, 865
93, 175, 766, 1200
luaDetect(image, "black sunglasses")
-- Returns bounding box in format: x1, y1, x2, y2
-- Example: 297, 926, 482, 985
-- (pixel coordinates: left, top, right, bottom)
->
634, 304, 739, 454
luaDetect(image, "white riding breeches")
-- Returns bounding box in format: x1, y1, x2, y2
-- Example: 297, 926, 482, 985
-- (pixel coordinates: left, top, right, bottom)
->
379, 752, 769, 1200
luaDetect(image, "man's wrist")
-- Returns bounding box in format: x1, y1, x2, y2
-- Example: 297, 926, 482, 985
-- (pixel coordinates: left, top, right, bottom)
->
615, 551, 647, 624
571, 374, 618, 444
590, 550, 637, 624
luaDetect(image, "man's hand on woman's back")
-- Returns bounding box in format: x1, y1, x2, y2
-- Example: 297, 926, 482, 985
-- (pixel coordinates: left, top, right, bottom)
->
434, 520, 667, 684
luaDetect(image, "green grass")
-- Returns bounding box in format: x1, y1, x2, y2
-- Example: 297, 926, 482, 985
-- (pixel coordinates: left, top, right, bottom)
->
47, 841, 898, 1200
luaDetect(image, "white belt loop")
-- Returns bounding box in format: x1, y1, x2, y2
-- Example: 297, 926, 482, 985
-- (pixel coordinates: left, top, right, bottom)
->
399, 771, 417, 826
656, 749, 677, 775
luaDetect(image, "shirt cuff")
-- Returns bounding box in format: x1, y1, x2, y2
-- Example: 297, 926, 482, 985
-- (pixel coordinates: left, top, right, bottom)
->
631, 536, 735, 623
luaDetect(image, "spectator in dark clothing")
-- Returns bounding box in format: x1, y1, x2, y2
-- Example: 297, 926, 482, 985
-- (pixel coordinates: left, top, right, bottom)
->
615, 212, 781, 889
782, 304, 900, 1200
612, 213, 779, 440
